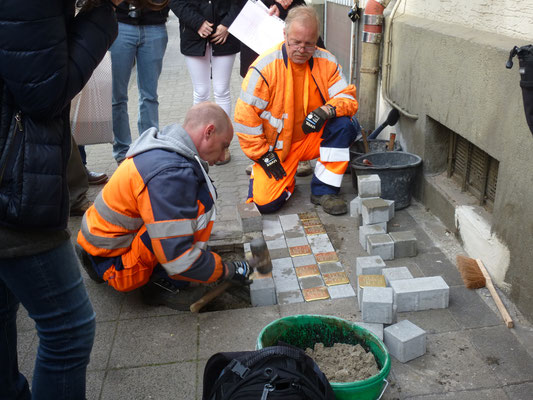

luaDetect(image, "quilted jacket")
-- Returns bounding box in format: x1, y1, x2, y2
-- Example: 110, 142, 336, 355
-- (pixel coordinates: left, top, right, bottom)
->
0, 1, 118, 232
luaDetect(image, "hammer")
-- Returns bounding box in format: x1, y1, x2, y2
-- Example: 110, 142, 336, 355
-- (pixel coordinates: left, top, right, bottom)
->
189, 238, 273, 313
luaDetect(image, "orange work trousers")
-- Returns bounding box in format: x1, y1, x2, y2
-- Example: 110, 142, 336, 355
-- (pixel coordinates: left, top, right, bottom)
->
248, 120, 352, 213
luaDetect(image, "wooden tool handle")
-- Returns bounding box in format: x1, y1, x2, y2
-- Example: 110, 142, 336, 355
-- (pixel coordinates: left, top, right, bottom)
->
190, 281, 233, 313
361, 130, 370, 153
387, 133, 396, 151
476, 259, 514, 328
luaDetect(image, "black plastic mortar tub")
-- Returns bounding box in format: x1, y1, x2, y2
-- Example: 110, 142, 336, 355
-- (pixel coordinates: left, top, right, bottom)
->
350, 151, 422, 210
349, 139, 402, 162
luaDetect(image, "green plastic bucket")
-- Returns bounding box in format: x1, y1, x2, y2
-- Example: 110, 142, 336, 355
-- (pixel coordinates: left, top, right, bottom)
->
256, 314, 391, 400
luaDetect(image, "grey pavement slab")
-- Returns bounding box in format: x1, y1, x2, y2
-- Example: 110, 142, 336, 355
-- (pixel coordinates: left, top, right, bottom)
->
101, 363, 197, 400
109, 314, 199, 368
465, 325, 533, 384
448, 286, 503, 328
390, 331, 501, 397
198, 307, 280, 359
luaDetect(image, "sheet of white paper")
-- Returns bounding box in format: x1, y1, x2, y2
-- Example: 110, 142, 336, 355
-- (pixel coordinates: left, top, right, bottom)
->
228, 0, 285, 56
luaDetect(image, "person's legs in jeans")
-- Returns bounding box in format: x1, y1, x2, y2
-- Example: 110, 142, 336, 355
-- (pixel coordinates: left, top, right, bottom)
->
211, 53, 237, 117
110, 23, 138, 163
0, 241, 96, 400
184, 46, 212, 106
136, 24, 168, 134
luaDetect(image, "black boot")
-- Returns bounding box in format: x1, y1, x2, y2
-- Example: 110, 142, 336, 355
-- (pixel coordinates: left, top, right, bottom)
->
75, 244, 105, 283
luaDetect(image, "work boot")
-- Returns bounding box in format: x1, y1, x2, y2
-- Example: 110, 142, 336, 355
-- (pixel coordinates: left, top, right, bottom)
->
75, 244, 105, 284
140, 279, 209, 311
85, 167, 108, 185
296, 160, 313, 177
310, 193, 347, 215
245, 163, 253, 175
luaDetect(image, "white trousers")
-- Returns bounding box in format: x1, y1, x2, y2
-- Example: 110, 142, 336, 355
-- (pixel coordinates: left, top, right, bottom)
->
184, 43, 237, 117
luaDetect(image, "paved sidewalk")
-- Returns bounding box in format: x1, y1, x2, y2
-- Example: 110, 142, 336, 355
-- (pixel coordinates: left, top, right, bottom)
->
16, 14, 533, 399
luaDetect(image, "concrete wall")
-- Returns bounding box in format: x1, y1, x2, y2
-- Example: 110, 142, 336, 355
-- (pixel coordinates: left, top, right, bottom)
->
400, 0, 533, 41
384, 13, 533, 321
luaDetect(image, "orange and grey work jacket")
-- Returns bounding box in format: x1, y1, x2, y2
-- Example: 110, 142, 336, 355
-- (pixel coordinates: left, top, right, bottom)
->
234, 41, 358, 162
77, 125, 224, 284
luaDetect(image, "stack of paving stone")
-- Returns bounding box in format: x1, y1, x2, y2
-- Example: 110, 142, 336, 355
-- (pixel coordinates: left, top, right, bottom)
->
237, 203, 357, 306
350, 174, 417, 260
355, 255, 450, 363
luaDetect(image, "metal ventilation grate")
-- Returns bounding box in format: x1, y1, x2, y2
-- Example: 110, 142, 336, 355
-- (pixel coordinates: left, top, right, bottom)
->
447, 132, 498, 208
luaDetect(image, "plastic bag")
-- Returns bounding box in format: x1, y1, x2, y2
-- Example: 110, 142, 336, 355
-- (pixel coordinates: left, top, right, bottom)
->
70, 52, 113, 145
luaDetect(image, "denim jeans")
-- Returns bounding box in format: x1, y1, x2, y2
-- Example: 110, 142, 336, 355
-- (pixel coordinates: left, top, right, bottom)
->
110, 22, 168, 162
0, 240, 96, 400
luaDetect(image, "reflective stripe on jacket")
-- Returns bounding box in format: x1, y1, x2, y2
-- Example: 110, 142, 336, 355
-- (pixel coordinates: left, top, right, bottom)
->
77, 148, 224, 283
234, 42, 358, 162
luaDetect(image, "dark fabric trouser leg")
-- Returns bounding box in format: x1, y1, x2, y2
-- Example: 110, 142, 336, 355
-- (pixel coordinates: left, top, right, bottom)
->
67, 135, 89, 209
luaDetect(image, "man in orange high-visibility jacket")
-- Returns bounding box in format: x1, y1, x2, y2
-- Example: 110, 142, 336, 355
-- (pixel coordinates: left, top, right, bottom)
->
234, 5, 359, 215
76, 102, 251, 310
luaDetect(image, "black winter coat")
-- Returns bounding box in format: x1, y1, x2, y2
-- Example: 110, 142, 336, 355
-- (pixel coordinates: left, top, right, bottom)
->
0, 1, 118, 232
170, 0, 241, 56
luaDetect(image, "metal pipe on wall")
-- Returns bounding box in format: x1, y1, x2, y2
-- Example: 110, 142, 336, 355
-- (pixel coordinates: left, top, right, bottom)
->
357, 0, 389, 130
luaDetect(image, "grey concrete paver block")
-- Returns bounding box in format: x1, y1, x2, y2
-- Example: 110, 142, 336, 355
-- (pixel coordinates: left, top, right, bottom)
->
291, 254, 316, 267
250, 277, 277, 307
268, 247, 290, 259
307, 233, 335, 254
266, 238, 287, 250
358, 224, 386, 249
357, 174, 381, 198
390, 276, 450, 312
390, 231, 417, 258
279, 214, 301, 231
367, 233, 394, 260
237, 202, 262, 233
362, 198, 390, 224
384, 320, 426, 363
285, 236, 309, 248
262, 216, 284, 241
355, 255, 386, 278
382, 266, 414, 286
272, 259, 299, 292
361, 287, 394, 324
277, 290, 305, 304
384, 199, 395, 219
319, 261, 344, 274
350, 195, 379, 217
299, 275, 325, 290
327, 284, 356, 299
362, 221, 387, 231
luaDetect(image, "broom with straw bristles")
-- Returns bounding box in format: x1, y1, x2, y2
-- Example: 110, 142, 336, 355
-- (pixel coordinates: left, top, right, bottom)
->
456, 255, 514, 328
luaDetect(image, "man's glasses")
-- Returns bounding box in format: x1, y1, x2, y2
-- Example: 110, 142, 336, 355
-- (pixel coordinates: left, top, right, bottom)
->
287, 41, 316, 53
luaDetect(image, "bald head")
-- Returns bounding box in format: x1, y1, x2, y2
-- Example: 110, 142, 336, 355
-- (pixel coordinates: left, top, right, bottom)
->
184, 102, 234, 166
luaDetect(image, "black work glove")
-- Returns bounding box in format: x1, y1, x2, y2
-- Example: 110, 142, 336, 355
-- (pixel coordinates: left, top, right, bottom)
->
224, 261, 252, 285
302, 105, 336, 134
256, 150, 286, 181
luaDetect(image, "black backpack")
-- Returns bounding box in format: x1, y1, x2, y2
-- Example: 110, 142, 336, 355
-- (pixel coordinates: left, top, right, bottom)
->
202, 345, 336, 400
